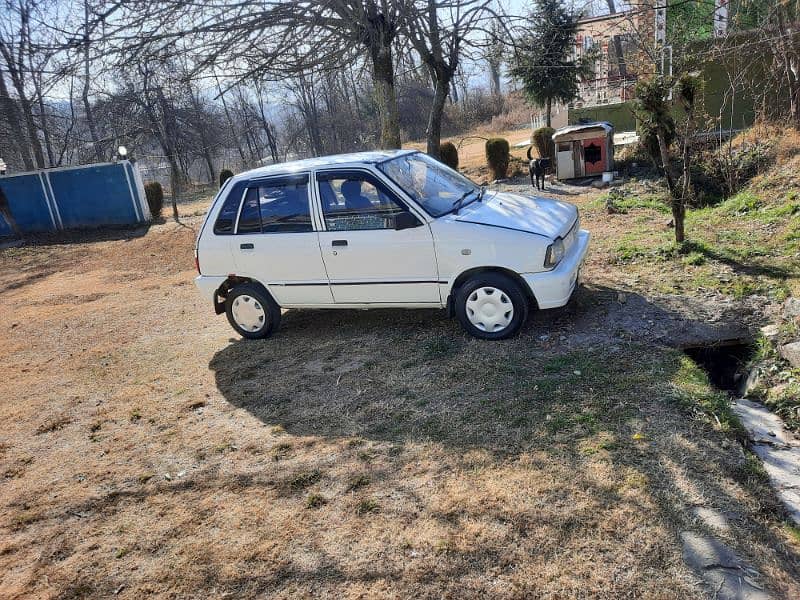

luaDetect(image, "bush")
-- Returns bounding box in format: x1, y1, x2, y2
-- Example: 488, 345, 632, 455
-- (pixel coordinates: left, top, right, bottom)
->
693, 142, 772, 204
439, 142, 459, 170
144, 182, 163, 219
485, 137, 510, 180
531, 127, 555, 161
219, 169, 234, 188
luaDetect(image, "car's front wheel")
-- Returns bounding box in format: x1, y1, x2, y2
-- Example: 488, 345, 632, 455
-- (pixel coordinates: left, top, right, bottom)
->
224, 283, 281, 339
454, 273, 529, 340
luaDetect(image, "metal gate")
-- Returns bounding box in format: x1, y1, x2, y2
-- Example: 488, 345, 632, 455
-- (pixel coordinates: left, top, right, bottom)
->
0, 161, 151, 236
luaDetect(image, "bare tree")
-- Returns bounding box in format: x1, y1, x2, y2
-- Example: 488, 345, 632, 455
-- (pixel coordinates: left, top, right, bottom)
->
0, 68, 33, 170
82, 0, 103, 162
97, 0, 405, 148
0, 0, 49, 168
401, 0, 496, 158
485, 17, 504, 96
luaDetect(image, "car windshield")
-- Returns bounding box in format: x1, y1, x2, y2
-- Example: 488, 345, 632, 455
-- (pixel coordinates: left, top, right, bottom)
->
378, 152, 480, 217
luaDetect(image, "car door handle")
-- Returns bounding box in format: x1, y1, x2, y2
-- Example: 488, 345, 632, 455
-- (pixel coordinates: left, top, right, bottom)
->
331, 240, 348, 247
240, 243, 254, 250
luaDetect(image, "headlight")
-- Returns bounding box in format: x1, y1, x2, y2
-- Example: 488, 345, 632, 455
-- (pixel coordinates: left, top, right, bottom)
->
544, 238, 565, 268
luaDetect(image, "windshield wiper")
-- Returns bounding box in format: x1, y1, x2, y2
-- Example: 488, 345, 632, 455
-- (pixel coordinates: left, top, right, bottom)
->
452, 190, 473, 215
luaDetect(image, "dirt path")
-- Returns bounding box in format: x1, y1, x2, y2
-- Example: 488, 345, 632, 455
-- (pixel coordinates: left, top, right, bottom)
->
1, 190, 799, 599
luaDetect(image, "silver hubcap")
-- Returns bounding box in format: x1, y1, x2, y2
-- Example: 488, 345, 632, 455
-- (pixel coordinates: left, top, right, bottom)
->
231, 294, 266, 332
465, 286, 514, 332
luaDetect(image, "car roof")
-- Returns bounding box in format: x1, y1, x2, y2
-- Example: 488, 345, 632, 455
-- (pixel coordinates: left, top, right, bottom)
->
230, 149, 417, 182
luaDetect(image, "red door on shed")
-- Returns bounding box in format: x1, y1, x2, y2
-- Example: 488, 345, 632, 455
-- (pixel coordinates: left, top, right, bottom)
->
582, 136, 606, 175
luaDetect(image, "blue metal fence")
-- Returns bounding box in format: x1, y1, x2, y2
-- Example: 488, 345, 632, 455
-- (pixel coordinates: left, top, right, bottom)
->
0, 161, 151, 236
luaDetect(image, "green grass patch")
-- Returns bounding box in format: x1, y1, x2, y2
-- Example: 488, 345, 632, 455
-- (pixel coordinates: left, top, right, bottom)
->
306, 493, 327, 509
670, 355, 745, 438
289, 469, 322, 491
346, 474, 371, 491
720, 191, 762, 215
356, 498, 380, 514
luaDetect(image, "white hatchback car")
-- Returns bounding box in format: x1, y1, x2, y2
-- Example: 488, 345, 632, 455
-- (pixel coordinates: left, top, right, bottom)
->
195, 150, 589, 340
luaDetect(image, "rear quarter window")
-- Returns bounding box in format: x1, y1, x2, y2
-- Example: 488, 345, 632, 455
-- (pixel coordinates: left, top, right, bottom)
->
213, 182, 247, 235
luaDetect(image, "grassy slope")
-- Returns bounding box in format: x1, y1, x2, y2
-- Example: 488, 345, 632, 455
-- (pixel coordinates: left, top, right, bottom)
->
589, 126, 800, 430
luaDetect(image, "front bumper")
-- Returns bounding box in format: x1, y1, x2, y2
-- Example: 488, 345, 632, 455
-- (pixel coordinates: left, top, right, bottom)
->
522, 230, 590, 309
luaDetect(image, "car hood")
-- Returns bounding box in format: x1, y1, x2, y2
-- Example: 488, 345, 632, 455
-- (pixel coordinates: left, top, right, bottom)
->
452, 191, 577, 238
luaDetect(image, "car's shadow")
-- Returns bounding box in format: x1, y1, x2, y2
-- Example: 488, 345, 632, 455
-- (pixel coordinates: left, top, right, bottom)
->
208, 283, 751, 449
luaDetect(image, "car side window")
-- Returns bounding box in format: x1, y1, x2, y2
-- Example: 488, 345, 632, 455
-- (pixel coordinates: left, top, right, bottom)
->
235, 176, 313, 234
213, 182, 246, 235
318, 172, 407, 231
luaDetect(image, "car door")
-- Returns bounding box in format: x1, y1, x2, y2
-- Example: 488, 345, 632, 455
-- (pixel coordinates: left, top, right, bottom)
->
314, 169, 440, 304
233, 173, 333, 306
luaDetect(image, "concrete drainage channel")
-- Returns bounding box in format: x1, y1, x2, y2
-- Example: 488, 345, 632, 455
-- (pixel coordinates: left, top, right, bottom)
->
681, 339, 800, 600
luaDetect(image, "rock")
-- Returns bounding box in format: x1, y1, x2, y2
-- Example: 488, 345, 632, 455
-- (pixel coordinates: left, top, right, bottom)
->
778, 341, 800, 368
732, 399, 800, 525
760, 324, 780, 339
680, 531, 772, 600
590, 179, 608, 189
739, 368, 762, 397
783, 297, 800, 319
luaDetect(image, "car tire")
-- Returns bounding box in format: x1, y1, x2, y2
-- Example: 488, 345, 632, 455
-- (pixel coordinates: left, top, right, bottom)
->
454, 273, 529, 340
225, 283, 281, 339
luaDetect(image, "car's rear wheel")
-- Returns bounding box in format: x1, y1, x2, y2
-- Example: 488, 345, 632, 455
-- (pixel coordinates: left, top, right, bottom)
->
225, 283, 281, 339
454, 273, 529, 340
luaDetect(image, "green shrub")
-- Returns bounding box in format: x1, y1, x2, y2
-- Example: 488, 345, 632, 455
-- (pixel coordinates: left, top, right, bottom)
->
721, 191, 762, 215
531, 127, 555, 161
693, 143, 772, 204
144, 182, 164, 219
485, 137, 510, 180
219, 169, 234, 188
439, 142, 459, 170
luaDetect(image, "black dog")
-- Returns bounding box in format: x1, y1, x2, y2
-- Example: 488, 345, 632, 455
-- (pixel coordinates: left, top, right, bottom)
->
527, 146, 545, 190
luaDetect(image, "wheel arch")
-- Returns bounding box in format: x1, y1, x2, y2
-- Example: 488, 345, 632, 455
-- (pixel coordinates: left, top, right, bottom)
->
446, 266, 538, 317
214, 276, 275, 315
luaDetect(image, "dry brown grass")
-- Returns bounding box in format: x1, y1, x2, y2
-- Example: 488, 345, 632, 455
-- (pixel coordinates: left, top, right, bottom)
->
1, 180, 799, 598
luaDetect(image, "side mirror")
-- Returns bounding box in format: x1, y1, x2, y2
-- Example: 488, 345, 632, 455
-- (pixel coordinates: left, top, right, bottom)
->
394, 211, 421, 230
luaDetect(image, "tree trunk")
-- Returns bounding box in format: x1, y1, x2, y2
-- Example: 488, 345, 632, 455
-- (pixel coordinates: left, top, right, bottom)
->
187, 84, 215, 182
656, 131, 683, 242
150, 88, 182, 221
0, 70, 33, 170
426, 74, 450, 158
34, 86, 55, 167
83, 0, 103, 162
489, 63, 501, 96
258, 108, 279, 163
215, 75, 248, 169
545, 97, 552, 128
18, 93, 45, 168
369, 42, 402, 149
672, 194, 686, 243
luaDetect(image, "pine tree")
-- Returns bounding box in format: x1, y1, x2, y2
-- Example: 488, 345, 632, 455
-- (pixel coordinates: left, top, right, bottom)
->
510, 0, 587, 127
